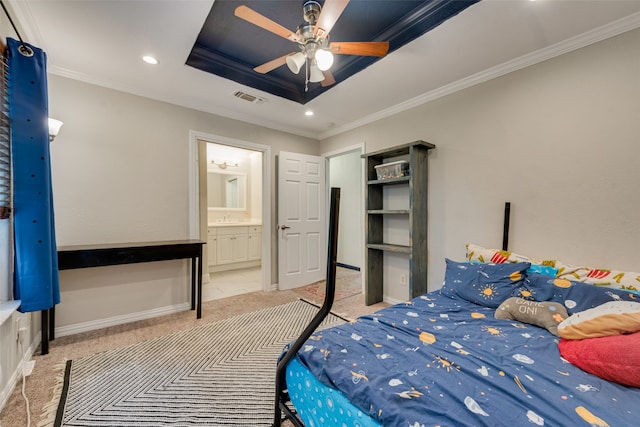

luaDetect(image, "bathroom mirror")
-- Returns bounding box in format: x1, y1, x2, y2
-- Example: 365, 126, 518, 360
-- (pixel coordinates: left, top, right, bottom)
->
207, 171, 247, 210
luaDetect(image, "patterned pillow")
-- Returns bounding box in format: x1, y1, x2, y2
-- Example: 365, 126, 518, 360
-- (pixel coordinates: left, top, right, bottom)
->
558, 301, 640, 339
559, 332, 640, 388
527, 264, 559, 277
512, 273, 639, 315
495, 297, 568, 336
466, 243, 640, 291
440, 259, 529, 308
579, 267, 640, 292
466, 243, 547, 265
466, 242, 561, 264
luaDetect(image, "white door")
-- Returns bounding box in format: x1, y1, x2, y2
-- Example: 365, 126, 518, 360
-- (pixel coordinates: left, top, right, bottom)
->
278, 152, 326, 290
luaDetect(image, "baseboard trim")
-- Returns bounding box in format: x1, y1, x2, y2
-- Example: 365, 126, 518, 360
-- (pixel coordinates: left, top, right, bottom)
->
208, 260, 261, 273
55, 303, 191, 338
336, 263, 360, 271
383, 296, 404, 306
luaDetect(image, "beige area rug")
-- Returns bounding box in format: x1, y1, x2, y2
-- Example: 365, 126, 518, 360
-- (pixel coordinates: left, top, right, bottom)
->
40, 300, 347, 427
295, 268, 362, 304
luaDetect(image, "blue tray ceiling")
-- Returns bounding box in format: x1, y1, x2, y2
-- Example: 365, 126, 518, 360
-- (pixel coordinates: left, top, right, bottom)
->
187, 0, 480, 104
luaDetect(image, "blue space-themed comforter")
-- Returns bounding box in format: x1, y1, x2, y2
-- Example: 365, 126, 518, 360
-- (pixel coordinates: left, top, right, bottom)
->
292, 291, 640, 426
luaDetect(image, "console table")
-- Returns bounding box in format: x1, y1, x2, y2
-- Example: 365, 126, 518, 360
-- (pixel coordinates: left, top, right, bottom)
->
41, 239, 205, 355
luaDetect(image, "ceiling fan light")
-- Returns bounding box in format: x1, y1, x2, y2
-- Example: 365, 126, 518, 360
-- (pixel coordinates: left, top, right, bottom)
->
315, 49, 334, 71
286, 52, 306, 74
309, 63, 324, 83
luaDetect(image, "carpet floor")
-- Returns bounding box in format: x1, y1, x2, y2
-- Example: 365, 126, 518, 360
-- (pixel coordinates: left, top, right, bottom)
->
0, 274, 388, 427
42, 300, 346, 427
293, 268, 362, 304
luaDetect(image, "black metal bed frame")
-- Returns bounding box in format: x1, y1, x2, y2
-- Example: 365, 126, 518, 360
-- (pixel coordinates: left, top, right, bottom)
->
272, 195, 511, 426
273, 187, 340, 426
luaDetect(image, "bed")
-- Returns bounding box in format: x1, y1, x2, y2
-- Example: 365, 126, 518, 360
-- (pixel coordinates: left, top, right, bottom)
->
274, 195, 640, 426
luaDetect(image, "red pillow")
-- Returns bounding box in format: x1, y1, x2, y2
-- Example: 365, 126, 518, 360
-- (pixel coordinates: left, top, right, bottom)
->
559, 332, 640, 388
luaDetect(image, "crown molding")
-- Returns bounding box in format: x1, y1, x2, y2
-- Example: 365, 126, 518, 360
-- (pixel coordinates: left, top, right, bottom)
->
48, 65, 319, 140
319, 11, 640, 140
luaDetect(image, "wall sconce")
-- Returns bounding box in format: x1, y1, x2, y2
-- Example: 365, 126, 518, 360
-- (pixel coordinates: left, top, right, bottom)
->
210, 160, 238, 170
48, 118, 63, 142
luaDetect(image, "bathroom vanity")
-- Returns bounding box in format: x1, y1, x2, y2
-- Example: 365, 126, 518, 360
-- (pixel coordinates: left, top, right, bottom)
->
207, 223, 261, 272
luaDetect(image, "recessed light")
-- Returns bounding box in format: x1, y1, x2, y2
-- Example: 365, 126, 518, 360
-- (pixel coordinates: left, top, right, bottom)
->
305, 110, 314, 116
142, 55, 158, 65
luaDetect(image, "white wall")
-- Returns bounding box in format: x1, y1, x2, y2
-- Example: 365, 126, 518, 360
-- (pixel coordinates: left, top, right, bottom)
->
329, 150, 362, 269
320, 28, 640, 300
47, 75, 318, 330
249, 152, 263, 221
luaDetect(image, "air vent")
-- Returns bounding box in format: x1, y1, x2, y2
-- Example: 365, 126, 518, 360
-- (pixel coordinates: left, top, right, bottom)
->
233, 91, 266, 104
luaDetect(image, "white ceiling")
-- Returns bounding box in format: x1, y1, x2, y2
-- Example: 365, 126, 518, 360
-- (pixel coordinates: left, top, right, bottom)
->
8, 0, 640, 140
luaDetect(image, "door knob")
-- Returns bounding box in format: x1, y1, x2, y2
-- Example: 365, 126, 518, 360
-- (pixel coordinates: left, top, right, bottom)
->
280, 225, 290, 230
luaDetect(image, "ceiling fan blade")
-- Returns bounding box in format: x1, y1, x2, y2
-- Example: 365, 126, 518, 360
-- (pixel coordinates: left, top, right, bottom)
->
314, 0, 350, 36
330, 41, 389, 57
235, 5, 298, 42
253, 52, 297, 74
321, 70, 336, 87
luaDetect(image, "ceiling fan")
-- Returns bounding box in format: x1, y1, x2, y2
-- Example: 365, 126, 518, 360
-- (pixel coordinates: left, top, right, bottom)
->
234, 0, 389, 89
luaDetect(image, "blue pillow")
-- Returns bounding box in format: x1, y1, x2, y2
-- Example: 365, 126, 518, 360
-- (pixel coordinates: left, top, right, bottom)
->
512, 273, 639, 314
440, 259, 530, 308
526, 264, 558, 277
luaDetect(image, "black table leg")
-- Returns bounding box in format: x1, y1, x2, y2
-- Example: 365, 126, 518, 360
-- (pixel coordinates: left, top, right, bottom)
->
197, 248, 203, 319
50, 306, 55, 340
191, 257, 196, 311
41, 309, 49, 355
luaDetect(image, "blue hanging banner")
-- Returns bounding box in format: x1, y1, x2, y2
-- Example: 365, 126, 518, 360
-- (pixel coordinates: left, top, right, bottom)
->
8, 37, 60, 312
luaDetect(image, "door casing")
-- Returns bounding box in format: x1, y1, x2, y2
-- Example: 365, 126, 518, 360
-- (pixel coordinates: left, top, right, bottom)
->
188, 130, 272, 291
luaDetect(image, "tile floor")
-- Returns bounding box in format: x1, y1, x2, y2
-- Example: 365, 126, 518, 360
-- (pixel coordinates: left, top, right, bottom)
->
202, 266, 263, 301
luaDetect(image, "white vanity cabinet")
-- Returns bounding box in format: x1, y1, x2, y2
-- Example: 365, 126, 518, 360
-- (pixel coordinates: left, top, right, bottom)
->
247, 226, 262, 261
208, 224, 261, 272
216, 226, 248, 265
207, 227, 217, 266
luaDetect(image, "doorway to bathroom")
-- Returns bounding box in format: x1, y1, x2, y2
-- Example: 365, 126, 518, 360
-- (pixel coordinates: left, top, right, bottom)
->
189, 131, 271, 302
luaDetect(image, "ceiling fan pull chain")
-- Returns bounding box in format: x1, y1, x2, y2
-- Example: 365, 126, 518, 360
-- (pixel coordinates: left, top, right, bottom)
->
305, 57, 309, 92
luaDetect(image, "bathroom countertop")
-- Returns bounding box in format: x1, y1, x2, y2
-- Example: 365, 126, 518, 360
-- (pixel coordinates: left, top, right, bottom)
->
208, 221, 262, 227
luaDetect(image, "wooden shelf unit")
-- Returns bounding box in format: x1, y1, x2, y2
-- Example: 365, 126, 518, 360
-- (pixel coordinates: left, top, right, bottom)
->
363, 140, 435, 305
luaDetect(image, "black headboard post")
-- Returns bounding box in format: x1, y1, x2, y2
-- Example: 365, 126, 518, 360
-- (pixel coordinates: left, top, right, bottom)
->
502, 202, 511, 251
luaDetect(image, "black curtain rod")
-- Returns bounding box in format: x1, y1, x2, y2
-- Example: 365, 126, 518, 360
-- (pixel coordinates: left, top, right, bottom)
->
0, 0, 27, 48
